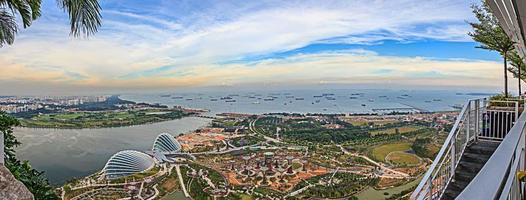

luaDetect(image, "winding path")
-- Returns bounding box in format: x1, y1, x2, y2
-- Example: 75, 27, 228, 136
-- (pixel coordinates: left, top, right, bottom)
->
175, 164, 190, 198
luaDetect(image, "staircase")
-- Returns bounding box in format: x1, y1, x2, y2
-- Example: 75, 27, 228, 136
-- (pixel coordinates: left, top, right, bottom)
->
442, 141, 500, 200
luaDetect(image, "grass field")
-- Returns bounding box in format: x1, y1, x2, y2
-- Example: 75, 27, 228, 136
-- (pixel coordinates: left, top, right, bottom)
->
370, 126, 423, 136
371, 142, 412, 162
20, 109, 187, 128
238, 194, 254, 200
385, 151, 421, 166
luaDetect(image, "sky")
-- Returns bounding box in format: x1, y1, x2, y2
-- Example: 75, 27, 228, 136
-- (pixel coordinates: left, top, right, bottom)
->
0, 0, 512, 95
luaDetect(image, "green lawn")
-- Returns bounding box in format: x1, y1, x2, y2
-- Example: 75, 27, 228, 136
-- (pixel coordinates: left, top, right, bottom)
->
371, 142, 412, 162
385, 151, 421, 166
20, 109, 188, 128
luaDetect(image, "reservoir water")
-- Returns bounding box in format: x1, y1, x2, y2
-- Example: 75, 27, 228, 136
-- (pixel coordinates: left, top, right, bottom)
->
13, 117, 211, 185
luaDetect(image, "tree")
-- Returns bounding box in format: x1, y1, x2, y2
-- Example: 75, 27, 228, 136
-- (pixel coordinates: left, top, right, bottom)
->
0, 0, 102, 46
1, 112, 60, 199
469, 2, 515, 97
507, 51, 526, 95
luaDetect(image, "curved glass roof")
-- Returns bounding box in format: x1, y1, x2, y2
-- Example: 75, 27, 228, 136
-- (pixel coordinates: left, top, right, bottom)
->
152, 133, 182, 153
102, 150, 155, 180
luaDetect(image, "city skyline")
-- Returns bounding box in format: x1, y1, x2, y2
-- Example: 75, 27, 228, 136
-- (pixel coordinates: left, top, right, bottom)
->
0, 0, 510, 95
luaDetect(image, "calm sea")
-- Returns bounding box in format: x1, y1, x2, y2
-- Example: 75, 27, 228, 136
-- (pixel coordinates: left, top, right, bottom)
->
121, 89, 490, 115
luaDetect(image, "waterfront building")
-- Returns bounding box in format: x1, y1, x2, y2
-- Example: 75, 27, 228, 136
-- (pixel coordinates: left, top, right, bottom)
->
101, 150, 155, 180
152, 133, 182, 153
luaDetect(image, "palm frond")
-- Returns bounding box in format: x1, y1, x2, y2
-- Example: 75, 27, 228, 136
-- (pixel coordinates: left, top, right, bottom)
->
0, 8, 17, 46
5, 0, 34, 28
59, 0, 101, 37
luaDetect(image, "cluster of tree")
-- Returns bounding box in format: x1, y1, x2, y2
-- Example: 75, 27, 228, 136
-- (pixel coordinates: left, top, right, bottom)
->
284, 128, 369, 144
1, 112, 60, 199
412, 137, 436, 159
299, 173, 379, 199
70, 96, 136, 111
469, 2, 525, 97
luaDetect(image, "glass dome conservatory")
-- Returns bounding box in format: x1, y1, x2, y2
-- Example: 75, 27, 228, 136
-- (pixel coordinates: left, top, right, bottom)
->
102, 150, 155, 180
152, 133, 182, 153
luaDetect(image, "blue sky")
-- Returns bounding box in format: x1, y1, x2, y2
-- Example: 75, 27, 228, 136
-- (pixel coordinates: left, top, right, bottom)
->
0, 0, 508, 94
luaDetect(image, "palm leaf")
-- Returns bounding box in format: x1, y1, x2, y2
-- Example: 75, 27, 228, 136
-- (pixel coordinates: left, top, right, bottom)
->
0, 8, 17, 46
59, 0, 102, 37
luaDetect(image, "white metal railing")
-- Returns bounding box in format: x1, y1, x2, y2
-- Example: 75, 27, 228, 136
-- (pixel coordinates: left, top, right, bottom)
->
482, 101, 519, 141
457, 106, 526, 200
410, 98, 486, 200
411, 98, 524, 200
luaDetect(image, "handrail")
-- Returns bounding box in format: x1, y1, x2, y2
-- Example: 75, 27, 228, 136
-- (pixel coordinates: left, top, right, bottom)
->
410, 99, 483, 200
457, 109, 526, 199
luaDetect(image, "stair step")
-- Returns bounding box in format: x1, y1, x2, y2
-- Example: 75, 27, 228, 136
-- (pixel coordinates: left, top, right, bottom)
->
442, 190, 458, 200
462, 152, 491, 164
449, 179, 469, 193
452, 174, 473, 185
466, 142, 499, 154
457, 161, 484, 173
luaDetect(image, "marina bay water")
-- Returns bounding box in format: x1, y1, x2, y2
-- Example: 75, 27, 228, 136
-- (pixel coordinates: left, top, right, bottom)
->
13, 89, 489, 185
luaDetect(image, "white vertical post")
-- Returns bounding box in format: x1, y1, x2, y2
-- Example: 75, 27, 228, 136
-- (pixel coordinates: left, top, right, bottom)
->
427, 178, 433, 199
0, 132, 4, 165
450, 135, 456, 179
466, 102, 470, 143
475, 99, 480, 141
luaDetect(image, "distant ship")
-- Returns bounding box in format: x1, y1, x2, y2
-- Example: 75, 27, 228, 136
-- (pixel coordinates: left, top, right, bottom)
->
433, 99, 442, 101
263, 98, 274, 101
160, 94, 171, 97
225, 100, 236, 103
185, 98, 193, 101
313, 95, 323, 98
349, 97, 358, 99
210, 99, 218, 101
451, 104, 463, 109
361, 104, 366, 107
172, 96, 183, 99
295, 98, 304, 100
220, 96, 233, 100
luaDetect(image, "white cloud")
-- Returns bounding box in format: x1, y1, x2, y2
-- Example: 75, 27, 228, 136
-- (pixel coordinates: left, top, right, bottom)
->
0, 0, 490, 94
